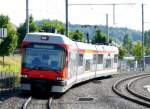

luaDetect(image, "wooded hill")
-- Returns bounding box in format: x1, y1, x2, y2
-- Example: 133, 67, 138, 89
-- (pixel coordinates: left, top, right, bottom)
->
68, 24, 142, 44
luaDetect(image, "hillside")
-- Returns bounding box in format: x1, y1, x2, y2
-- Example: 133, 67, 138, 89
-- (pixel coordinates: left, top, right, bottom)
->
35, 19, 142, 44
69, 24, 141, 44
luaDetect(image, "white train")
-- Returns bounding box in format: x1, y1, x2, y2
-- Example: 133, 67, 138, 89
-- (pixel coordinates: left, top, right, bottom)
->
20, 32, 119, 93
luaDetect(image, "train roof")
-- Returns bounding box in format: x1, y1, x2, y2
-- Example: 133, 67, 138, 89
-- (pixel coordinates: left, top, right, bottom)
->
23, 32, 75, 46
23, 32, 118, 53
76, 42, 118, 53
27, 32, 64, 36
76, 42, 96, 50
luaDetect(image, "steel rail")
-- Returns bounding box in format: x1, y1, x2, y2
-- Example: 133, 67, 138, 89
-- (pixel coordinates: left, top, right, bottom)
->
22, 96, 32, 109
112, 73, 150, 107
48, 97, 53, 109
127, 75, 150, 102
22, 96, 53, 109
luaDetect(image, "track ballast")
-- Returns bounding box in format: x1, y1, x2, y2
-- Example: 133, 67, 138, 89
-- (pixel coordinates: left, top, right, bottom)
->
112, 73, 150, 107
22, 96, 53, 109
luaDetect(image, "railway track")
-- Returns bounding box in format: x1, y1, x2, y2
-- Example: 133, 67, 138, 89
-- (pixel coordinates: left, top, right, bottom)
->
112, 73, 150, 107
22, 96, 53, 109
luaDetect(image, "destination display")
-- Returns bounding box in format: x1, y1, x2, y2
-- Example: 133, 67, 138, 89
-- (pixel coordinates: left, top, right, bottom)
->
33, 44, 54, 49
41, 35, 49, 40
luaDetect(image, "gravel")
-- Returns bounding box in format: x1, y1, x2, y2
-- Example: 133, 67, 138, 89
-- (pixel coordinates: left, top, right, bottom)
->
129, 76, 150, 99
27, 99, 48, 109
52, 72, 149, 109
0, 71, 149, 109
0, 90, 29, 109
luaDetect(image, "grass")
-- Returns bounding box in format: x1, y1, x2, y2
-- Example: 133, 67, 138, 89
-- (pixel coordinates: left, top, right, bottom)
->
0, 55, 21, 73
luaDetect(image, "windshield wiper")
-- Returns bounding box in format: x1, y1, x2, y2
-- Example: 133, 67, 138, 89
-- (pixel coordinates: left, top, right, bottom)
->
25, 66, 43, 70
25, 66, 60, 72
33, 67, 43, 70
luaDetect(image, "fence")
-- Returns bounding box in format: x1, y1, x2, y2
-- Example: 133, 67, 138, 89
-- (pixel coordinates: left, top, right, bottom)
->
0, 72, 20, 95
118, 60, 150, 73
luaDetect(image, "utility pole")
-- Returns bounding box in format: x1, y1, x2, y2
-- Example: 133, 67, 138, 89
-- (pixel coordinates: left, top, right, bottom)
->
26, 0, 29, 33
65, 0, 69, 37
141, 3, 145, 71
113, 4, 116, 25
106, 14, 109, 43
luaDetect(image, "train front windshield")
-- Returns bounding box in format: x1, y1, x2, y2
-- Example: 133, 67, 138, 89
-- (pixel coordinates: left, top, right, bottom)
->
22, 43, 66, 71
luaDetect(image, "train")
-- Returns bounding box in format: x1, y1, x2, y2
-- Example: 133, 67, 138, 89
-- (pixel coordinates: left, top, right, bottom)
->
20, 32, 119, 93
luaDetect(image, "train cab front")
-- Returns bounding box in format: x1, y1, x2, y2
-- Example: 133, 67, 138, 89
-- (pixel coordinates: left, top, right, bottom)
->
20, 42, 68, 93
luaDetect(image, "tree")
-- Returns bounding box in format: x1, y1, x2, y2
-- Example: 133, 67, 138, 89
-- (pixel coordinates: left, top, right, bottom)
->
92, 29, 108, 44
123, 33, 132, 55
132, 41, 142, 60
40, 20, 65, 34
0, 30, 18, 56
0, 14, 18, 56
118, 46, 126, 60
69, 30, 84, 42
144, 30, 150, 48
17, 15, 39, 46
0, 14, 9, 28
108, 37, 114, 44
29, 15, 39, 32
145, 48, 150, 56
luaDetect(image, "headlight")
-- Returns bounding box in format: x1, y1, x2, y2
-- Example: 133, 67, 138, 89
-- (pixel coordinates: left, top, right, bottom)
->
21, 74, 28, 78
56, 77, 62, 80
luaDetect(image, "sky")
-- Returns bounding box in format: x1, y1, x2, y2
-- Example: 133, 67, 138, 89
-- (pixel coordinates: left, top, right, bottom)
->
0, 0, 150, 31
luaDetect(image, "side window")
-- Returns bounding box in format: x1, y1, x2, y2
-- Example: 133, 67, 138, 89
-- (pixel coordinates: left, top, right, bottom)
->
78, 54, 83, 66
114, 54, 118, 63
98, 54, 103, 64
85, 59, 91, 71
68, 52, 72, 68
93, 54, 97, 64
105, 59, 112, 68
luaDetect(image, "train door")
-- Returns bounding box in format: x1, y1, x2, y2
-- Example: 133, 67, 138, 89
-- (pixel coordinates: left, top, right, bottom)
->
76, 53, 85, 83
103, 53, 113, 70
97, 54, 104, 70
84, 53, 95, 79
93, 54, 97, 77
95, 54, 104, 77
67, 51, 77, 84
77, 53, 84, 74
114, 54, 118, 69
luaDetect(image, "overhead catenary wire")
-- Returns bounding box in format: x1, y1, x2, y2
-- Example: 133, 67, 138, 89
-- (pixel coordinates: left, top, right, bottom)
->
68, 3, 136, 25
